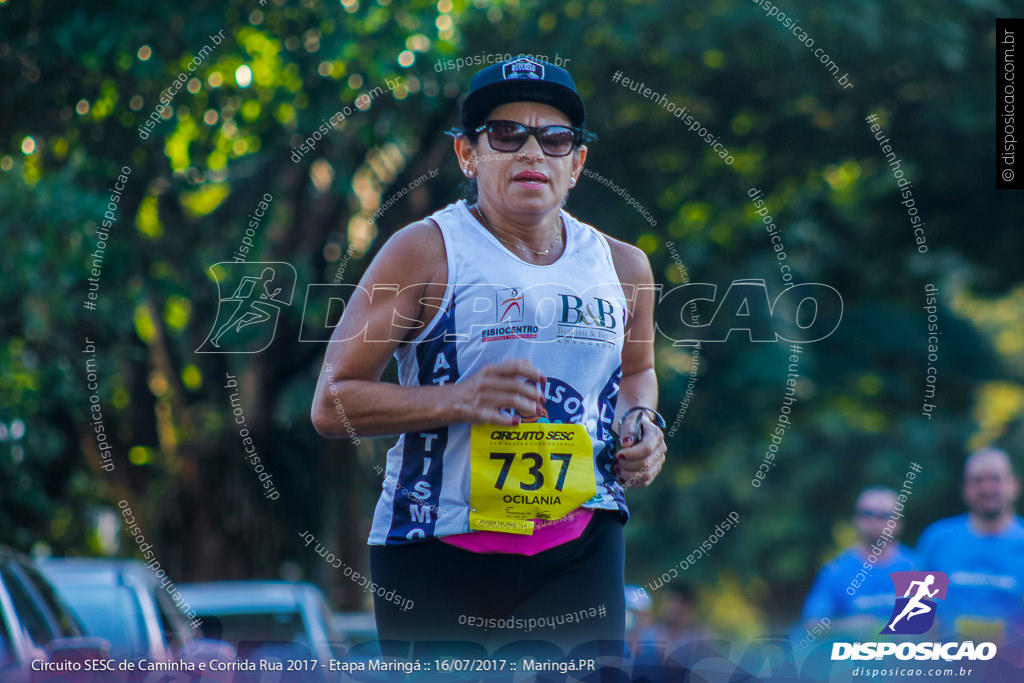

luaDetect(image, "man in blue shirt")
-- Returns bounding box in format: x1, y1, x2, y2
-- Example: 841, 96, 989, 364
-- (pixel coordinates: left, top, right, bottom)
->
801, 487, 919, 639
917, 448, 1024, 641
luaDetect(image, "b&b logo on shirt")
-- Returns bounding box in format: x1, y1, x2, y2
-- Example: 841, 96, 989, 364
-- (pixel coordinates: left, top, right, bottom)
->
881, 571, 949, 635
557, 293, 623, 346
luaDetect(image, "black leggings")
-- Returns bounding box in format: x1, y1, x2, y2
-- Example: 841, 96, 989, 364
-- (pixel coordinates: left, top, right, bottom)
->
369, 510, 626, 657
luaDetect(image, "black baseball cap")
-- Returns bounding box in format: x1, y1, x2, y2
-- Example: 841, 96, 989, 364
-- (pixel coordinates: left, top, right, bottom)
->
460, 56, 586, 130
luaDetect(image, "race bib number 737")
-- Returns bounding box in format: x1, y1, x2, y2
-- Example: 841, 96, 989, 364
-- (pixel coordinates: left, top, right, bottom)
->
469, 423, 596, 535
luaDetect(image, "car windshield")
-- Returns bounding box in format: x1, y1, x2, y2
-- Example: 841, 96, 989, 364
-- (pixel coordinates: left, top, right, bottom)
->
18, 564, 81, 639
198, 611, 307, 660
59, 585, 149, 658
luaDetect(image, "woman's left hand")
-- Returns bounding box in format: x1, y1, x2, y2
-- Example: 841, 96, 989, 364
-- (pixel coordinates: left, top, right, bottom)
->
614, 413, 666, 489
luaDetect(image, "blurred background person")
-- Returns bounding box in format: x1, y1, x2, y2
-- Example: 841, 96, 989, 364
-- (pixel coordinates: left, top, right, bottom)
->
800, 487, 919, 638
624, 584, 653, 653
637, 583, 713, 654
917, 448, 1024, 642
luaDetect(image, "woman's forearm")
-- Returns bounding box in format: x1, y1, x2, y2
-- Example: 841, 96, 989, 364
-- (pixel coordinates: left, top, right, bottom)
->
312, 358, 545, 440
616, 367, 659, 424
313, 379, 463, 439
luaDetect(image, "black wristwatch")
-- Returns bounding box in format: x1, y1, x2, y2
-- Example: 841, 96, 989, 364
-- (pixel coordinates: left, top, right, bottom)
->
612, 406, 666, 448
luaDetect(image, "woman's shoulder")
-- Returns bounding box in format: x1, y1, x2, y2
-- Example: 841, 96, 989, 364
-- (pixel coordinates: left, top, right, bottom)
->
380, 200, 467, 260
390, 217, 445, 249
600, 232, 653, 288
366, 217, 447, 286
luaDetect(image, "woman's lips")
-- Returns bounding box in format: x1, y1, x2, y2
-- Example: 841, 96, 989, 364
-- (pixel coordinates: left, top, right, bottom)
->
512, 171, 549, 185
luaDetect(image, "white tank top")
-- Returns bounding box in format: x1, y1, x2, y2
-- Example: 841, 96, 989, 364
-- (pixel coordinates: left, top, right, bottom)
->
368, 200, 629, 545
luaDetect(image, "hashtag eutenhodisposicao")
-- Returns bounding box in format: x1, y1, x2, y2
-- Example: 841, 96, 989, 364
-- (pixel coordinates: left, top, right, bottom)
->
458, 604, 607, 633
611, 69, 734, 165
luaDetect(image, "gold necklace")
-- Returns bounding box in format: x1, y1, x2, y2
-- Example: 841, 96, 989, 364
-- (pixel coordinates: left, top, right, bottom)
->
473, 205, 562, 256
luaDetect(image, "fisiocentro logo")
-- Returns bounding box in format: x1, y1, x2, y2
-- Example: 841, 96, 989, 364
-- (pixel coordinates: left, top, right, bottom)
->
831, 571, 997, 662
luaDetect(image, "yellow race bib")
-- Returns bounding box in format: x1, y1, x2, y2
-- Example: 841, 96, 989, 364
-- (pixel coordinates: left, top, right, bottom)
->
469, 423, 597, 535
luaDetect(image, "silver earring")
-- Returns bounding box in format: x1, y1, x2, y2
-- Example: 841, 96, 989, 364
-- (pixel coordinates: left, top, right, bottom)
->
569, 177, 576, 186
466, 170, 475, 178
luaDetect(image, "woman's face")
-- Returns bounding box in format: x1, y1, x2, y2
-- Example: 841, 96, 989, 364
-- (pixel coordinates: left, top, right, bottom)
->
456, 101, 587, 220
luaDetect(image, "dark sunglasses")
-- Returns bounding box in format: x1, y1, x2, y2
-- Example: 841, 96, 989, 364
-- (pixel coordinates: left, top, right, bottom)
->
472, 120, 582, 157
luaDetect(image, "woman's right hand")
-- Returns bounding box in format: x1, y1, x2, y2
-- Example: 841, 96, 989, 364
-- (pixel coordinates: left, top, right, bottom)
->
450, 359, 547, 426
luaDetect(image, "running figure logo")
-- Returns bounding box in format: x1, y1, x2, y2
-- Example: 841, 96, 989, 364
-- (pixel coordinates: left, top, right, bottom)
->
881, 571, 949, 635
197, 262, 296, 353
497, 287, 525, 323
